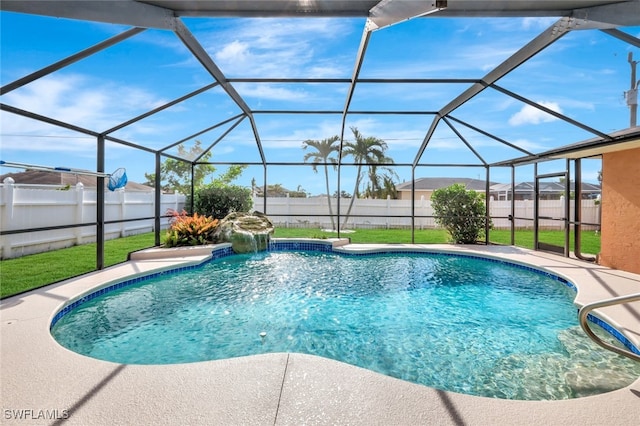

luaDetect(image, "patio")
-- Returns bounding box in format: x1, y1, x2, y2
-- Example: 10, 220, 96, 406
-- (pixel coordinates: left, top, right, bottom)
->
2, 244, 639, 425
1, 2, 640, 424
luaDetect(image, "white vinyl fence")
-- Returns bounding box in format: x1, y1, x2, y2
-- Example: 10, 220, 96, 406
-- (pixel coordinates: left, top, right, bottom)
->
0, 181, 185, 259
255, 195, 600, 231
0, 181, 600, 259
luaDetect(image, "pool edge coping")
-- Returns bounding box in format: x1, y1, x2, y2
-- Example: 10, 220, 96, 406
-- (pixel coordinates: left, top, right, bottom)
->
50, 240, 640, 357
2, 242, 640, 425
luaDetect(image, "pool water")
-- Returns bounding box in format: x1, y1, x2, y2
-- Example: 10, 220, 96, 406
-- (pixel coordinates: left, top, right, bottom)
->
51, 251, 640, 400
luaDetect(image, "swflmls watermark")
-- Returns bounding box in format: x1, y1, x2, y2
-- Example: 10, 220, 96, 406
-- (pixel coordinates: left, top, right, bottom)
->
4, 409, 69, 421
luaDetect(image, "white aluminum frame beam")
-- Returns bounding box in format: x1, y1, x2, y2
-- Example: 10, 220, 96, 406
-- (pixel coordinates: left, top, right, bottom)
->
1, 0, 176, 29
1, 27, 146, 96
490, 84, 613, 140
573, 0, 640, 27
369, 0, 447, 30
600, 28, 640, 48
339, 0, 448, 164
171, 18, 266, 165
413, 17, 580, 167
103, 82, 220, 136
442, 116, 487, 165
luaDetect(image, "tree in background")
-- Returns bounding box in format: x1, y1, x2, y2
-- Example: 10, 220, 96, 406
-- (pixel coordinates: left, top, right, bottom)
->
213, 164, 247, 187
144, 141, 211, 194
303, 135, 340, 230
431, 183, 487, 244
363, 165, 398, 199
144, 141, 246, 194
333, 190, 351, 198
251, 183, 307, 198
340, 127, 395, 229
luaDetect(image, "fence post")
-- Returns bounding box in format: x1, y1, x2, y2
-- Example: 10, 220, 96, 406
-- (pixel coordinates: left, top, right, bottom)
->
286, 194, 290, 228
119, 189, 126, 237
386, 195, 390, 229
2, 177, 15, 258
75, 183, 84, 245
560, 196, 565, 231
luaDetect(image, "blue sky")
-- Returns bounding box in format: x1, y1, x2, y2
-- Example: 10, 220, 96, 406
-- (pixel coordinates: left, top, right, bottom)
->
1, 11, 638, 195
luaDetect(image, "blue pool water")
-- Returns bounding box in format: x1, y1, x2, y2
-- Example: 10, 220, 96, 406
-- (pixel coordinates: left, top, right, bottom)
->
51, 250, 640, 400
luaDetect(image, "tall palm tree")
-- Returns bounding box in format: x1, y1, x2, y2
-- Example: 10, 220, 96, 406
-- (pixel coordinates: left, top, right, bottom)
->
341, 127, 394, 229
303, 135, 340, 230
364, 163, 398, 199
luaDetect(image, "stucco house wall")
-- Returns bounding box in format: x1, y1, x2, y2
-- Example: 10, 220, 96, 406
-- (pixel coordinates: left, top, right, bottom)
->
397, 189, 434, 200
599, 147, 640, 274
396, 178, 492, 201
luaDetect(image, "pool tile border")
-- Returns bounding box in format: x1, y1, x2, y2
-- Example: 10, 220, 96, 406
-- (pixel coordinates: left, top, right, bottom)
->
586, 313, 640, 356
49, 241, 638, 356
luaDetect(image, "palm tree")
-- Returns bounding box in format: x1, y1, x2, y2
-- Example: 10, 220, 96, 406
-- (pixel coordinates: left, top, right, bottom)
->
303, 135, 340, 230
364, 163, 398, 199
341, 127, 394, 229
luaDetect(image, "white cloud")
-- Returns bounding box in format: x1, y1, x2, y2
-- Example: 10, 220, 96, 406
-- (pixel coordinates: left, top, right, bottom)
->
508, 101, 563, 126
521, 17, 559, 31
0, 73, 171, 154
234, 83, 308, 101
508, 138, 547, 152
3, 74, 167, 130
260, 120, 344, 149
205, 18, 353, 78
216, 40, 251, 63
458, 45, 520, 73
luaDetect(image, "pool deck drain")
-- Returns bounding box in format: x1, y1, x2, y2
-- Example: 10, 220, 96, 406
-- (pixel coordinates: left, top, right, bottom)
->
1, 244, 639, 425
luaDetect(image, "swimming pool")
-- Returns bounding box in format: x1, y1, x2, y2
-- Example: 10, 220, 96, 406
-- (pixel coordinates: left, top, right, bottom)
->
50, 243, 640, 400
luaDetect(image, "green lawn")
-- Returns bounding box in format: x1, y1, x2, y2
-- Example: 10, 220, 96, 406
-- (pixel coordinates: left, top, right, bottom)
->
0, 228, 600, 299
273, 227, 451, 244
274, 227, 601, 255
0, 233, 156, 298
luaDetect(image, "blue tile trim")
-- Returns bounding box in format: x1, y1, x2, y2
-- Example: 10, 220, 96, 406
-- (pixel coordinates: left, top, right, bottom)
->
586, 312, 640, 356
50, 245, 235, 328
268, 241, 334, 252
50, 242, 638, 356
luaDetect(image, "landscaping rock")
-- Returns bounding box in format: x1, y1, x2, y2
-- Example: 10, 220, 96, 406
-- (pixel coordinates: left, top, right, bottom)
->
213, 211, 274, 253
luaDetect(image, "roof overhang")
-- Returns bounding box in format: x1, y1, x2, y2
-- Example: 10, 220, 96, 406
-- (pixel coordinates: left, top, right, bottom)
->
547, 128, 640, 159
2, 0, 639, 169
2, 1, 639, 27
137, 0, 632, 20
491, 128, 640, 166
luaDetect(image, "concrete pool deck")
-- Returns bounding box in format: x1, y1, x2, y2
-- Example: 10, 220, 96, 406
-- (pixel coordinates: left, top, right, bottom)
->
1, 243, 639, 425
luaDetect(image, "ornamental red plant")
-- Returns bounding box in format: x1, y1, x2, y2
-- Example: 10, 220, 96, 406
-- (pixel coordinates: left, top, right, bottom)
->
164, 209, 219, 247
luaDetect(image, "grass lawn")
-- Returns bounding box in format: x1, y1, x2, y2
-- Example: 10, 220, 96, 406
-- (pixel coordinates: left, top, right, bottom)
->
0, 233, 155, 298
0, 228, 600, 299
273, 227, 451, 244
274, 227, 601, 255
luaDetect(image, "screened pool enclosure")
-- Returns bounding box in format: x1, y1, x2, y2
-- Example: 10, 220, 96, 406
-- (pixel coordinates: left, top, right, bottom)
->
1, 1, 639, 270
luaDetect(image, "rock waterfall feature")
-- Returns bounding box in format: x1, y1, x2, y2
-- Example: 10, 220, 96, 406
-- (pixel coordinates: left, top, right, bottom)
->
213, 211, 274, 253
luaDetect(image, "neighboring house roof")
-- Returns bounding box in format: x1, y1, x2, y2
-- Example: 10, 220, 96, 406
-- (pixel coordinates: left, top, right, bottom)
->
0, 170, 154, 191
490, 181, 601, 193
396, 177, 496, 192
253, 184, 305, 198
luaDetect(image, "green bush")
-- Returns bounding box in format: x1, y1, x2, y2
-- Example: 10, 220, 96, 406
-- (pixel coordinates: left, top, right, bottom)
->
431, 183, 488, 244
192, 184, 253, 219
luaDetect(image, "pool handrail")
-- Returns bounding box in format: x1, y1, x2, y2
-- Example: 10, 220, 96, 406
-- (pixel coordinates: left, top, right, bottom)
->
578, 293, 640, 362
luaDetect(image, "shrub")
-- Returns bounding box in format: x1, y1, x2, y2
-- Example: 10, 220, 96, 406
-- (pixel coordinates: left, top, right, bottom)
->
191, 184, 253, 219
431, 183, 488, 244
164, 210, 219, 247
